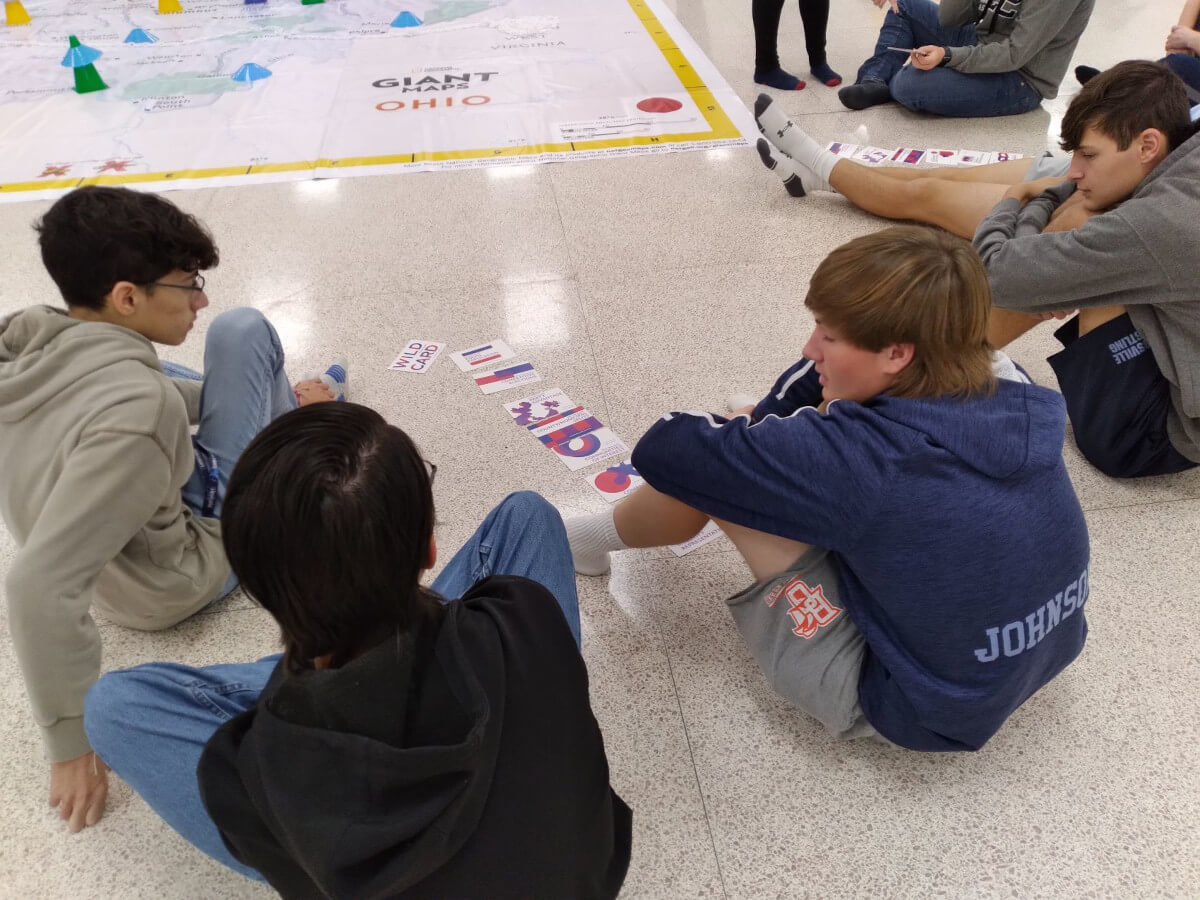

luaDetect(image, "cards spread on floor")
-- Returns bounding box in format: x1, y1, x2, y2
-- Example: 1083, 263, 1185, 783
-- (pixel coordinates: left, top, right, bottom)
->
852, 146, 893, 165
389, 340, 445, 374
528, 406, 629, 471
826, 141, 859, 158
669, 520, 723, 557
590, 460, 644, 502
506, 388, 576, 427
451, 339, 517, 372
474, 362, 542, 394
891, 147, 926, 165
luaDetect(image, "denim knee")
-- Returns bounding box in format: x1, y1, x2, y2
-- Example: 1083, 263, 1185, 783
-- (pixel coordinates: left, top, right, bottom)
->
83, 671, 136, 760
888, 68, 924, 109
207, 307, 274, 349
496, 490, 560, 527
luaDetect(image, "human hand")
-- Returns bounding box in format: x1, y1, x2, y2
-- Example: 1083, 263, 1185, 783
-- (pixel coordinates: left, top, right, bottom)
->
293, 379, 336, 407
872, 0, 900, 14
1003, 176, 1071, 206
911, 46, 945, 70
1165, 25, 1200, 53
49, 753, 109, 832
1034, 310, 1077, 321
1044, 190, 1098, 232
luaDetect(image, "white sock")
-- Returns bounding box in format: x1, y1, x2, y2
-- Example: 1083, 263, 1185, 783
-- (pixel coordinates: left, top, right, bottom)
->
756, 139, 831, 196
727, 392, 758, 413
991, 350, 1032, 384
564, 509, 628, 576
754, 94, 837, 187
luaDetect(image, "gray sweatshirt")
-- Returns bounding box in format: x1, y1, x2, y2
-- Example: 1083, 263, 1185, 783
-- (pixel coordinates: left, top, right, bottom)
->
938, 0, 1095, 99
0, 307, 229, 761
974, 129, 1200, 463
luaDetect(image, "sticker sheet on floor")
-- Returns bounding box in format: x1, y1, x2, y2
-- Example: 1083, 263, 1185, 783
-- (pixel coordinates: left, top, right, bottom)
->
0, 0, 757, 201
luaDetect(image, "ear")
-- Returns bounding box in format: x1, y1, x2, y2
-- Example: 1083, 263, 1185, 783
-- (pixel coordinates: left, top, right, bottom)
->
1137, 128, 1168, 166
881, 343, 915, 375
105, 281, 142, 318
424, 535, 438, 571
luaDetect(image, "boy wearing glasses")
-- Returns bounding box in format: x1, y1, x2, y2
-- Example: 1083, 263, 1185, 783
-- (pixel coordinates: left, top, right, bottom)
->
0, 186, 343, 833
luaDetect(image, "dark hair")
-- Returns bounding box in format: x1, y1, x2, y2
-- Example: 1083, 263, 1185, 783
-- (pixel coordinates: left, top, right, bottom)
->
222, 403, 439, 671
35, 186, 218, 311
1061, 60, 1192, 153
804, 226, 995, 400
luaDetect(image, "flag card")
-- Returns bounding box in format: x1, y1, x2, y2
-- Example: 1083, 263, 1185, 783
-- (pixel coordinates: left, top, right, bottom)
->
388, 339, 445, 374
956, 149, 992, 166
450, 339, 517, 372
590, 460, 644, 502
506, 388, 576, 428
473, 362, 542, 394
852, 146, 893, 165
926, 149, 961, 165
529, 406, 629, 471
892, 148, 926, 165
826, 142, 860, 157
669, 520, 723, 557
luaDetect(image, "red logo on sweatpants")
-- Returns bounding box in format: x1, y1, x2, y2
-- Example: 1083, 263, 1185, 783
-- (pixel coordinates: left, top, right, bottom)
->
778, 576, 842, 639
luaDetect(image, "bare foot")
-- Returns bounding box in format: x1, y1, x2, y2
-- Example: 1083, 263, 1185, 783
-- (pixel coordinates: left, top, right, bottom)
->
293, 379, 336, 407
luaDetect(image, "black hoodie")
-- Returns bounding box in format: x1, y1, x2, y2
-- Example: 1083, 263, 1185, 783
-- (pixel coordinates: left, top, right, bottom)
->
197, 576, 632, 899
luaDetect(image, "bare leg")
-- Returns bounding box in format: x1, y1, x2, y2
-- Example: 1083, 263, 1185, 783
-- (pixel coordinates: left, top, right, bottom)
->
613, 484, 710, 547
711, 519, 811, 582
611, 486, 810, 582
828, 159, 1010, 238
867, 158, 1036, 185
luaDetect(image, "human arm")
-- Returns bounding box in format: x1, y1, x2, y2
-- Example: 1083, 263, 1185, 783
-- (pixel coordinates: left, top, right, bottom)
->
6, 430, 173, 811
943, 0, 1086, 76
630, 406, 886, 548
170, 378, 203, 424
1178, 0, 1200, 28
974, 195, 1165, 314
751, 358, 824, 421
1165, 23, 1200, 54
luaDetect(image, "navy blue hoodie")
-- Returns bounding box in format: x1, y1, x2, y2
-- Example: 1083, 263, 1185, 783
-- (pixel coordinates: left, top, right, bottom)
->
632, 360, 1089, 751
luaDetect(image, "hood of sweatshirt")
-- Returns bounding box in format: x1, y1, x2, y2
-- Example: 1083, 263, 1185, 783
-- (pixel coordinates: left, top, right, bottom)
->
0, 306, 161, 424
199, 601, 505, 899
850, 379, 1064, 481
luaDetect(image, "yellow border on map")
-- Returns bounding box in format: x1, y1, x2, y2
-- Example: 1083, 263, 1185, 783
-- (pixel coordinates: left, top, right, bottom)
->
0, 0, 742, 195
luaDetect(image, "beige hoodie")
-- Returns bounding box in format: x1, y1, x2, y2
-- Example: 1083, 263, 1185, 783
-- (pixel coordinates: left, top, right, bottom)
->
0, 306, 229, 761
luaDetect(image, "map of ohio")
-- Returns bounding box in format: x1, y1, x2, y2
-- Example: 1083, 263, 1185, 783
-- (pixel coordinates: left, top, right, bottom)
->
0, 0, 753, 200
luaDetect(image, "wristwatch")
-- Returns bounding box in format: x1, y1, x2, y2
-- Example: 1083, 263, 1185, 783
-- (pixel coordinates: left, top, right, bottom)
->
939, 47, 953, 66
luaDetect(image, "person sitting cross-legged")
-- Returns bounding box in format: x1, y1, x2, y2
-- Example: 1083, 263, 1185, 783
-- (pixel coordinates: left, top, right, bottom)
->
565, 226, 1091, 753
84, 404, 632, 898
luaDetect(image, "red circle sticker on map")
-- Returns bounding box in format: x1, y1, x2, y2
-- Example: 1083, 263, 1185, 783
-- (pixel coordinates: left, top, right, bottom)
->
637, 97, 683, 113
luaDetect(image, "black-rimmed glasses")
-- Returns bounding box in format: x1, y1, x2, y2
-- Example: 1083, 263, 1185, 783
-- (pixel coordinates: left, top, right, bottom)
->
148, 274, 206, 293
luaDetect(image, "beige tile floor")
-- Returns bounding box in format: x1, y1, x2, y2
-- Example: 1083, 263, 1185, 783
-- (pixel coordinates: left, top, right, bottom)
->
2, 0, 1199, 896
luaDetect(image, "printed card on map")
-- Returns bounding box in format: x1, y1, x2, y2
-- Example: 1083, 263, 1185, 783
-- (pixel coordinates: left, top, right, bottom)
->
473, 362, 543, 394
451, 340, 517, 372
956, 149, 992, 166
826, 142, 860, 157
669, 520, 723, 557
926, 149, 961, 165
992, 152, 1026, 162
529, 406, 629, 471
506, 389, 576, 428
389, 340, 445, 374
891, 148, 927, 165
590, 460, 644, 502
851, 146, 892, 165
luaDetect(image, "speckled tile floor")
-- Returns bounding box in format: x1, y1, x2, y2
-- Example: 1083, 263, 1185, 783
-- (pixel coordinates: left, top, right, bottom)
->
1, 0, 1198, 897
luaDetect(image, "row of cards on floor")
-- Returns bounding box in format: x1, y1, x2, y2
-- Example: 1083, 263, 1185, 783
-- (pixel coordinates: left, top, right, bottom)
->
827, 143, 1026, 166
388, 338, 723, 557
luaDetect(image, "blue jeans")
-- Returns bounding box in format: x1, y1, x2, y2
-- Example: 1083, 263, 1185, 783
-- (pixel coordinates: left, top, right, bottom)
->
1164, 51, 1200, 95
83, 492, 580, 881
857, 0, 1042, 117
164, 307, 298, 598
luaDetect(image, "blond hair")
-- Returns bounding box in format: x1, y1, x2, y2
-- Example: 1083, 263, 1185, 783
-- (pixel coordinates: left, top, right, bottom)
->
804, 226, 995, 400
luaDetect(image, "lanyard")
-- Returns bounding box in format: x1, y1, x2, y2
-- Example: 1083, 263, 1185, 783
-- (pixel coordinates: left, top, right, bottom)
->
193, 444, 220, 519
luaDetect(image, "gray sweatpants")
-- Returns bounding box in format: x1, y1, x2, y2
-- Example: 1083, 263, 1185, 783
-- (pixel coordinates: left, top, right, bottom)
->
725, 546, 880, 741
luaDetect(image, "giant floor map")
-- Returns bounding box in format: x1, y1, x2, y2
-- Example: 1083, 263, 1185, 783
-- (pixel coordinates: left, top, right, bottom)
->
0, 0, 756, 199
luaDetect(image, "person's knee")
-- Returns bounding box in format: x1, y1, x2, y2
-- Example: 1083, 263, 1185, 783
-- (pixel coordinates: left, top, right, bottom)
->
84, 670, 140, 759
887, 69, 923, 109
207, 307, 273, 349
496, 490, 559, 526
